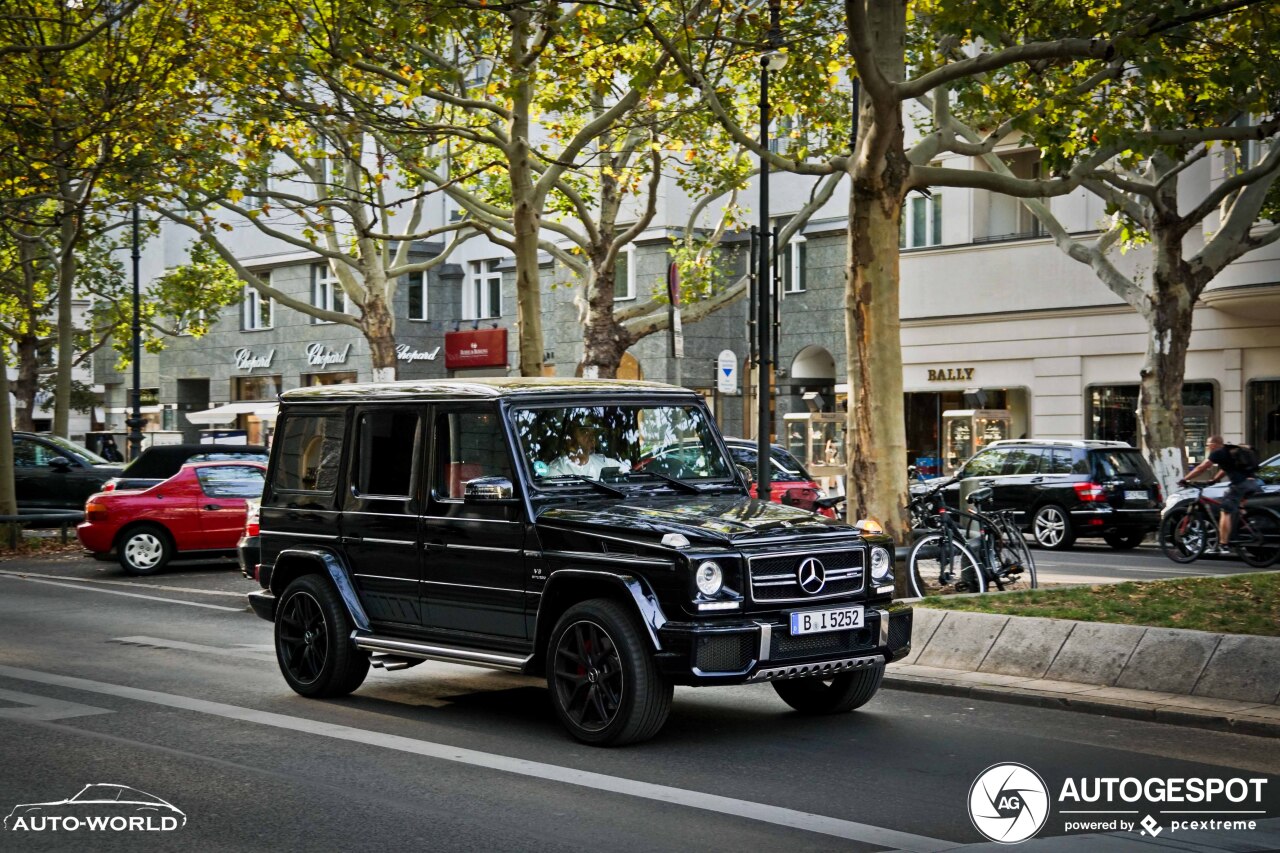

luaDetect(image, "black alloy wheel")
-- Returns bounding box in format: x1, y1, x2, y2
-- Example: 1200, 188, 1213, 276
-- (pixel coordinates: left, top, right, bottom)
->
1103, 530, 1147, 550
275, 574, 369, 698
1032, 504, 1076, 550
548, 599, 672, 746
771, 665, 885, 714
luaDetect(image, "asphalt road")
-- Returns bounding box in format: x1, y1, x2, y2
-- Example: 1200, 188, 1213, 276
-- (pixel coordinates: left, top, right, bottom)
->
1029, 540, 1272, 586
0, 551, 1276, 852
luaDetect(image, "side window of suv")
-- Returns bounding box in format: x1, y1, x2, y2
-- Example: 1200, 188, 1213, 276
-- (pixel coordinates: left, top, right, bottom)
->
271, 413, 347, 504
351, 409, 421, 500
13, 438, 38, 467
963, 448, 1008, 478
431, 409, 514, 504
1002, 448, 1043, 475
1044, 448, 1075, 475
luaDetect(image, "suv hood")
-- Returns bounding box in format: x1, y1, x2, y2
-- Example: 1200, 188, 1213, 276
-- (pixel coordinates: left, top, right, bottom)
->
536, 494, 849, 545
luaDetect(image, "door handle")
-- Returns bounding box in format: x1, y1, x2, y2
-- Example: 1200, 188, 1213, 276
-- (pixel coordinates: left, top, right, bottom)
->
1030, 477, 1044, 483
204, 504, 222, 511
425, 540, 446, 552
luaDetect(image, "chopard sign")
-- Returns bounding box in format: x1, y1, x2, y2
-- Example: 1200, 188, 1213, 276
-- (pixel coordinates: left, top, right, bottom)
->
396, 345, 441, 363
306, 343, 352, 367
233, 348, 275, 371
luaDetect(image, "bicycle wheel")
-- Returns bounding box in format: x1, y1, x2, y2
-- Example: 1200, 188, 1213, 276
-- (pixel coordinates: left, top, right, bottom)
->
908, 532, 985, 597
989, 519, 1037, 592
1237, 510, 1280, 569
1158, 505, 1210, 564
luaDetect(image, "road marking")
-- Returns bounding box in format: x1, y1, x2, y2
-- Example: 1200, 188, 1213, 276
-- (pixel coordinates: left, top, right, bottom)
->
0, 687, 113, 721
0, 576, 243, 612
0, 663, 953, 852
0, 569, 246, 597
112, 636, 275, 661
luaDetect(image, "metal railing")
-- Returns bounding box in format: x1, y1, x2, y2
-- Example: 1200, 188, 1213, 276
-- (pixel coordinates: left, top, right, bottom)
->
0, 510, 84, 550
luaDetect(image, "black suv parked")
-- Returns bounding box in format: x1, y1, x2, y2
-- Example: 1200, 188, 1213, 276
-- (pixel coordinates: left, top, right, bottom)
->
248, 378, 909, 745
923, 439, 1162, 550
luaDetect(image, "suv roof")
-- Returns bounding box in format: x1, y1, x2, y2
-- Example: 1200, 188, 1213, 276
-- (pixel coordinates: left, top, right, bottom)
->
987, 439, 1133, 449
281, 377, 692, 404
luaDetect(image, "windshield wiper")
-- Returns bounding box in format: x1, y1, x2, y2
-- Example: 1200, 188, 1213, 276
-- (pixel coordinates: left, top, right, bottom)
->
630, 470, 705, 495
541, 475, 625, 497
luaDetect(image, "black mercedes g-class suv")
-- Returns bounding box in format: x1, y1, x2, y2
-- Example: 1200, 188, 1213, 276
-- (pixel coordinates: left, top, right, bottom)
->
247, 378, 910, 745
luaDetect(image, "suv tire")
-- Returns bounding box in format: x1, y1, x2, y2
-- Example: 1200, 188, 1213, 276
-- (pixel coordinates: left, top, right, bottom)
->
548, 598, 672, 746
275, 574, 370, 698
118, 524, 173, 575
1032, 504, 1076, 550
1103, 530, 1145, 550
772, 665, 884, 714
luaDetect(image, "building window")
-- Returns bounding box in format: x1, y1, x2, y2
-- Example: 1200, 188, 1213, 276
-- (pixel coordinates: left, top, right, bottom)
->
407, 271, 428, 320
242, 283, 273, 331
312, 265, 346, 324
464, 260, 502, 320
782, 237, 806, 293
974, 150, 1043, 243
900, 192, 943, 248
614, 250, 636, 301
1247, 379, 1280, 461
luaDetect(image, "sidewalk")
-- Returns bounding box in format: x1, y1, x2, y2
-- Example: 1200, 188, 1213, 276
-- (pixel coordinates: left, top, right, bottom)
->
884, 608, 1280, 738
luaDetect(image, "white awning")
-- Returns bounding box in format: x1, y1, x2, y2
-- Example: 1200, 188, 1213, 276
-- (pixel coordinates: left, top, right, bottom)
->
185, 401, 279, 426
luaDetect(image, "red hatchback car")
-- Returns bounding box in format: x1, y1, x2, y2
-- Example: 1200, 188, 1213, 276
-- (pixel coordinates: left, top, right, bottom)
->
78, 461, 267, 575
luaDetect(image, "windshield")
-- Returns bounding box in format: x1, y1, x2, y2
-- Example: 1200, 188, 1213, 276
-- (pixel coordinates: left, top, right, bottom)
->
511, 404, 734, 490
42, 434, 109, 465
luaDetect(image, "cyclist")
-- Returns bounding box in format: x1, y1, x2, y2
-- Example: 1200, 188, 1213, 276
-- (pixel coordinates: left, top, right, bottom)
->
1181, 435, 1262, 553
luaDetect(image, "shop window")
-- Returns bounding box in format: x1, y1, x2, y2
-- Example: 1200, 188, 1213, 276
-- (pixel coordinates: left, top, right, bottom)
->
1087, 382, 1215, 461
408, 271, 429, 320
353, 409, 420, 498
464, 260, 502, 320
1247, 379, 1280, 461
241, 283, 273, 331
272, 413, 346, 497
312, 265, 347, 324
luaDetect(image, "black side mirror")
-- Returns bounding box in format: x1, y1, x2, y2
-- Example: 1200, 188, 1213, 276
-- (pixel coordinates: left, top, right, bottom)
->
49, 456, 74, 471
735, 463, 755, 486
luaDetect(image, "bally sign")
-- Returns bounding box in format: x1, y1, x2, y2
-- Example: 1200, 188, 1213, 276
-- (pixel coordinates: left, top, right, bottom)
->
306, 343, 351, 367
444, 327, 507, 369
927, 366, 975, 382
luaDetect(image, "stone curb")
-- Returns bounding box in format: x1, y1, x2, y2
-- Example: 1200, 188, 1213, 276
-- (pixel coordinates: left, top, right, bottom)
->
885, 607, 1280, 738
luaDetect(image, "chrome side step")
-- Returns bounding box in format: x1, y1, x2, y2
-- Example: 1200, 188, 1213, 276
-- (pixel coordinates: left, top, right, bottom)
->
353, 634, 531, 673
745, 654, 884, 683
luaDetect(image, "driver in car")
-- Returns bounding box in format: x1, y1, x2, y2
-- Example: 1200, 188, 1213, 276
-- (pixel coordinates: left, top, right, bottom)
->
545, 420, 630, 479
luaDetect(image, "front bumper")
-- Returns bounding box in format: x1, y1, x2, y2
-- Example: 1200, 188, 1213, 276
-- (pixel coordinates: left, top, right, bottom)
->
655, 604, 912, 686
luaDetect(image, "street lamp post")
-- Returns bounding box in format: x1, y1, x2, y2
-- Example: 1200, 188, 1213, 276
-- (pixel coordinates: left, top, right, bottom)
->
756, 0, 786, 499
126, 203, 144, 460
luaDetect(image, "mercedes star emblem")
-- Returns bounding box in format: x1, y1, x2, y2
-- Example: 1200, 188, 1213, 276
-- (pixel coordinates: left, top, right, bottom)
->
797, 557, 826, 594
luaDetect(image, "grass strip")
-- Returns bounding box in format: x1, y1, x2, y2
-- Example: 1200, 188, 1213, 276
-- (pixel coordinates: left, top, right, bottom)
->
916, 571, 1280, 637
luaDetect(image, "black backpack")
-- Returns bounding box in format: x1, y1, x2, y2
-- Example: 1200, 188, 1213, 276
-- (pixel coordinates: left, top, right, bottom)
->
1226, 444, 1261, 475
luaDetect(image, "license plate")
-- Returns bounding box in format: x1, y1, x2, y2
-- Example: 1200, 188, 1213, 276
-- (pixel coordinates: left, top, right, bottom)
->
1124, 490, 1149, 501
790, 606, 864, 636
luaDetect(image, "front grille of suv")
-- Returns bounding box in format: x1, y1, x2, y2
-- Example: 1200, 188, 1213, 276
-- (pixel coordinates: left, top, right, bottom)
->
747, 547, 865, 603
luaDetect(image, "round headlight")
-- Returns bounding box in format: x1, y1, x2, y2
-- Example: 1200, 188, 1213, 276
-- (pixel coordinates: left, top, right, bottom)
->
695, 560, 724, 596
870, 547, 892, 581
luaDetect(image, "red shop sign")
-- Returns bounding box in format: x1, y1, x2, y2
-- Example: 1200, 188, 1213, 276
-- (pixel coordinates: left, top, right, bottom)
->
444, 327, 508, 369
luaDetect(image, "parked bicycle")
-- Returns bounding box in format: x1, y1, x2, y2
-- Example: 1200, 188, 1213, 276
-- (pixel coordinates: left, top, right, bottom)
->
1158, 484, 1280, 568
906, 482, 1037, 596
